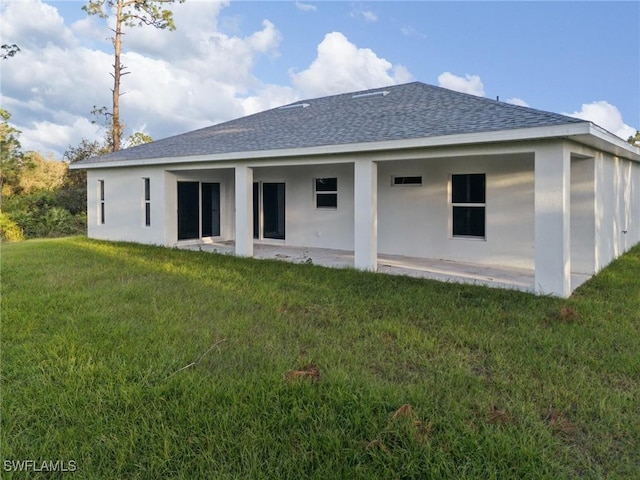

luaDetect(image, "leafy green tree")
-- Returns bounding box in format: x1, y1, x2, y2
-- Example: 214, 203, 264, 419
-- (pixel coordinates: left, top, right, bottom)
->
0, 108, 26, 198
1, 109, 93, 239
60, 139, 109, 216
64, 138, 110, 164
127, 131, 153, 147
627, 131, 640, 146
82, 0, 183, 151
18, 151, 67, 195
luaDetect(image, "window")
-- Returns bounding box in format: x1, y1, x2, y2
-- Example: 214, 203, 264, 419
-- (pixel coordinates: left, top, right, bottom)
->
451, 173, 485, 238
98, 180, 105, 224
315, 178, 337, 208
143, 178, 151, 226
392, 175, 422, 186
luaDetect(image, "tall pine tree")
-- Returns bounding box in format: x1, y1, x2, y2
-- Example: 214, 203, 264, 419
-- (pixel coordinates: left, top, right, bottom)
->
83, 0, 183, 151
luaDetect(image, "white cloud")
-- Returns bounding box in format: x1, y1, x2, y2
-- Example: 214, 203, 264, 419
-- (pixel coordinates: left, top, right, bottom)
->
241, 85, 299, 116
4, 0, 415, 157
248, 20, 281, 53
566, 101, 636, 140
19, 116, 103, 155
362, 11, 378, 23
290, 32, 413, 97
295, 1, 317, 12
437, 72, 485, 97
0, 0, 77, 49
401, 26, 426, 39
351, 8, 377, 23
506, 98, 530, 107
0, 0, 289, 157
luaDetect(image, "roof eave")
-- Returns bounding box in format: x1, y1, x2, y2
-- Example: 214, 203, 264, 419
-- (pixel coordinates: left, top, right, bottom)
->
70, 122, 640, 170
567, 123, 640, 162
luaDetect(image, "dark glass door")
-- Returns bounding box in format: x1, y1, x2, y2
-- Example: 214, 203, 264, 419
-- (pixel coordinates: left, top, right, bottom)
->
202, 182, 220, 237
177, 181, 200, 240
262, 183, 285, 240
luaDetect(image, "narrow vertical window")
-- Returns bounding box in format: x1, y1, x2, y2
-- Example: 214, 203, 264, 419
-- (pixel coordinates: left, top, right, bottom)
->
143, 178, 151, 226
451, 173, 485, 238
98, 180, 105, 224
315, 178, 337, 208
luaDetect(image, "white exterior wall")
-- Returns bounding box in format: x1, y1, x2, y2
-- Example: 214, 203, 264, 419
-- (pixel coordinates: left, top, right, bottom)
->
378, 153, 535, 269
86, 154, 538, 268
594, 153, 640, 270
87, 167, 167, 245
247, 154, 538, 271
87, 167, 237, 247
570, 156, 596, 274
84, 141, 639, 287
253, 163, 355, 250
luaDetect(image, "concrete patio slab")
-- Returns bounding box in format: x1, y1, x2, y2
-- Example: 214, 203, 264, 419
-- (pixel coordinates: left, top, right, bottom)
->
178, 241, 590, 295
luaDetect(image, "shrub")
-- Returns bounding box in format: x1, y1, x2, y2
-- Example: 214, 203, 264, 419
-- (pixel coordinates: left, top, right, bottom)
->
39, 207, 77, 237
2, 190, 86, 239
0, 211, 24, 242
53, 184, 86, 215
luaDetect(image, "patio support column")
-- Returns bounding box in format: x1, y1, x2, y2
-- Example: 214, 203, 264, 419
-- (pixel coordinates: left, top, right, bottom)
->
534, 142, 571, 297
354, 159, 377, 271
235, 165, 253, 257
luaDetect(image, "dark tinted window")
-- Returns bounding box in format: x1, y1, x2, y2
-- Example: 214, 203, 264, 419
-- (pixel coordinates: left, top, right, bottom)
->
315, 178, 337, 192
317, 193, 337, 208
452, 174, 485, 203
453, 206, 485, 237
316, 178, 337, 208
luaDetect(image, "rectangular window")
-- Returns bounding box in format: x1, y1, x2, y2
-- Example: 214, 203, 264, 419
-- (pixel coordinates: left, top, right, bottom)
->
451, 173, 485, 238
315, 177, 337, 208
392, 175, 422, 186
98, 180, 105, 224
143, 178, 151, 226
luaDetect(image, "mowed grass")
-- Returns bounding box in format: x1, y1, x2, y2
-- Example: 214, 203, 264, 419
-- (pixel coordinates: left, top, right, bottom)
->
1, 237, 639, 479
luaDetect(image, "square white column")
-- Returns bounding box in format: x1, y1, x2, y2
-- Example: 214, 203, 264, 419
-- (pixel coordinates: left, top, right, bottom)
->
534, 143, 571, 297
354, 159, 378, 271
235, 165, 253, 257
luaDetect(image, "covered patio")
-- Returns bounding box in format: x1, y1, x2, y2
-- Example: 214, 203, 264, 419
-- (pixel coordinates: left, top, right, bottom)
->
179, 241, 591, 294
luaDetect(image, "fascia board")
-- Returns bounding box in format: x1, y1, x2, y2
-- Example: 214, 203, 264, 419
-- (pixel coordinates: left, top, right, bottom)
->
570, 123, 640, 162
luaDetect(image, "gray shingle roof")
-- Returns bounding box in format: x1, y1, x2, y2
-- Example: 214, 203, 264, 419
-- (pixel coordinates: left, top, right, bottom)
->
77, 81, 586, 165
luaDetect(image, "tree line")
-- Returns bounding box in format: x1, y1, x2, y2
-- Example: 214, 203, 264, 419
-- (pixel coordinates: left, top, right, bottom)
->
1, 109, 98, 241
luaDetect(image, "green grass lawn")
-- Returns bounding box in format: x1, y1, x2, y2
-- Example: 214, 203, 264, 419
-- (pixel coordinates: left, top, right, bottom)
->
2, 237, 639, 479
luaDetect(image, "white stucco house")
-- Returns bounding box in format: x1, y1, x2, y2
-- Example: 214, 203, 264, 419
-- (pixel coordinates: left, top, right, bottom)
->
72, 82, 640, 297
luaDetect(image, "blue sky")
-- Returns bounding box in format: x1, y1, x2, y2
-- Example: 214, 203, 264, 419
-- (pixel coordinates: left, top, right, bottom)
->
1, 1, 638, 157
